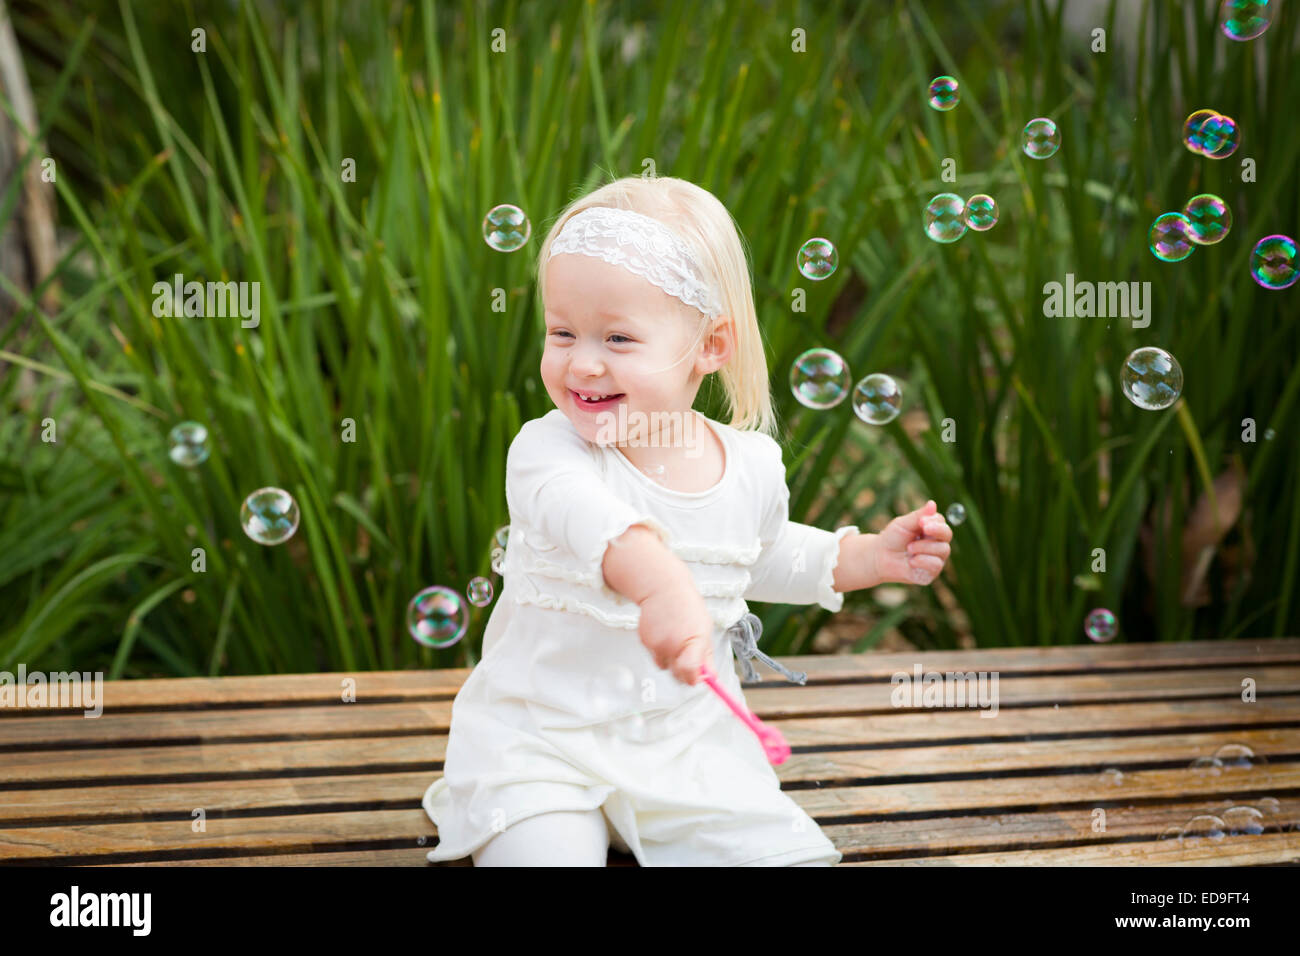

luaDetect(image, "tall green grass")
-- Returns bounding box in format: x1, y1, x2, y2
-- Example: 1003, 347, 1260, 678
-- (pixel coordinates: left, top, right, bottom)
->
1, 0, 1297, 678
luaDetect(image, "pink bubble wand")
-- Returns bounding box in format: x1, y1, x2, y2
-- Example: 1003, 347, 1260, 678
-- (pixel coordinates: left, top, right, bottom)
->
698, 662, 791, 765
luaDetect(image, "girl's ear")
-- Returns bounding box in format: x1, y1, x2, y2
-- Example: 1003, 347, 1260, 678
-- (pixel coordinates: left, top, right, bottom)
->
701, 316, 734, 370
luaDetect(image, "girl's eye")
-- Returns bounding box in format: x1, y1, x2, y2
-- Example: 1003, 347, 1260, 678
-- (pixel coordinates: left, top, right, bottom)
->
548, 330, 633, 344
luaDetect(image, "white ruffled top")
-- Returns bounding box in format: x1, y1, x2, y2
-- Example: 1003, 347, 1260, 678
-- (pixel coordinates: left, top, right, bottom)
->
423, 408, 858, 862
478, 408, 858, 720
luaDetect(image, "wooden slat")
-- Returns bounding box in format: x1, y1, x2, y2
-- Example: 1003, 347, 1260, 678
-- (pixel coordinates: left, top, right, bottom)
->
3, 714, 1296, 789
2, 723, 1300, 790
819, 798, 1300, 857
847, 832, 1300, 865
4, 795, 1294, 865
2, 638, 1295, 714
96, 849, 470, 866
4, 693, 1297, 753
3, 759, 1298, 829
4, 666, 1297, 744
0, 808, 436, 861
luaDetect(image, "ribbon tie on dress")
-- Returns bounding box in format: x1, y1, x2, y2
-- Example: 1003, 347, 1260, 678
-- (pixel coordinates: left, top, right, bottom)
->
727, 613, 807, 685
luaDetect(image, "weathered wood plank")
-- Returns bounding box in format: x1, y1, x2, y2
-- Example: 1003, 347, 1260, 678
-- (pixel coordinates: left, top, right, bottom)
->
3, 719, 1295, 788
846, 831, 1300, 865
4, 694, 1296, 751
4, 799, 1294, 864
2, 639, 1294, 714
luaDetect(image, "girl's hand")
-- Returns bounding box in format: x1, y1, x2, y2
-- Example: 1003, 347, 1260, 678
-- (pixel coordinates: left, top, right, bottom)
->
636, 579, 714, 686
871, 500, 952, 586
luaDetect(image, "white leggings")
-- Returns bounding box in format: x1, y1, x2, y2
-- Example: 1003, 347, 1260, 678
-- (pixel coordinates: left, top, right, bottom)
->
470, 808, 833, 866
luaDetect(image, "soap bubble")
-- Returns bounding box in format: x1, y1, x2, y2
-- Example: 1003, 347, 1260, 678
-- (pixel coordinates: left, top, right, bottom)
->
1222, 806, 1267, 836
239, 487, 300, 545
945, 503, 966, 526
1219, 0, 1272, 40
1182, 109, 1219, 155
1084, 607, 1118, 642
1022, 118, 1060, 159
407, 586, 468, 648
1214, 742, 1266, 769
1179, 814, 1226, 849
1121, 347, 1183, 410
482, 203, 531, 252
790, 348, 851, 409
928, 75, 959, 111
467, 576, 494, 607
851, 373, 902, 425
494, 525, 510, 549
963, 194, 998, 231
1149, 213, 1194, 263
1199, 113, 1239, 158
1250, 235, 1299, 290
168, 421, 210, 468
924, 193, 967, 243
797, 238, 838, 280
1183, 194, 1232, 245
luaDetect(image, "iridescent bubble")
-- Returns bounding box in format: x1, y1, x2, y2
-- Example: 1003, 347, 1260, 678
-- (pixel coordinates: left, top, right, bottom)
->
1222, 806, 1267, 836
1084, 607, 1118, 642
1214, 742, 1266, 769
1219, 0, 1273, 40
1250, 235, 1299, 290
1121, 347, 1183, 410
945, 503, 966, 526
1200, 113, 1239, 159
797, 238, 838, 280
1178, 814, 1226, 848
1264, 428, 1276, 440
494, 525, 510, 549
1022, 118, 1060, 159
790, 348, 851, 409
1149, 213, 1194, 263
467, 576, 494, 607
168, 421, 210, 468
924, 193, 967, 243
239, 487, 300, 545
963, 194, 998, 231
1182, 109, 1219, 155
1183, 194, 1232, 245
406, 586, 468, 648
482, 203, 531, 252
928, 75, 959, 111
1190, 755, 1223, 776
851, 373, 902, 425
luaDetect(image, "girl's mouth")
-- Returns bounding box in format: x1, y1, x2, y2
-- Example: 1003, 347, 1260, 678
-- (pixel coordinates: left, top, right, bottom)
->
571, 390, 625, 411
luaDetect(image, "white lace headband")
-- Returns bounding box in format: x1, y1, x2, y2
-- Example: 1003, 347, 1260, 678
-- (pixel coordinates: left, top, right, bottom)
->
546, 206, 724, 318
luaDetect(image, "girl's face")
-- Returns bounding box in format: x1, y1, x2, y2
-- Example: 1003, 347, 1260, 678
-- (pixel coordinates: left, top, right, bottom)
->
541, 254, 726, 446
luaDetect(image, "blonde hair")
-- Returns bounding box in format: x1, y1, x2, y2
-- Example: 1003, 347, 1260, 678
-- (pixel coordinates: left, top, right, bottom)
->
535, 174, 778, 437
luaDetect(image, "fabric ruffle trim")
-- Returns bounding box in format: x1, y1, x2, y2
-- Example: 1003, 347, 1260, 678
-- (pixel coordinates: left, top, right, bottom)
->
510, 587, 748, 631
517, 526, 763, 569
815, 526, 860, 613
513, 552, 751, 600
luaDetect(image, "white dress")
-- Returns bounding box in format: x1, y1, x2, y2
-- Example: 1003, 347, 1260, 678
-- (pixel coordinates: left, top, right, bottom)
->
422, 408, 858, 866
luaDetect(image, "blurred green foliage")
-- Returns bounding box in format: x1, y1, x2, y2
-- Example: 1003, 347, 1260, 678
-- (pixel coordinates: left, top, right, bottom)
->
1, 0, 1297, 678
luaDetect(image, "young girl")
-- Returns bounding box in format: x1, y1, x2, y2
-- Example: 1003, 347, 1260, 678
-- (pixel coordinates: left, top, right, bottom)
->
422, 176, 952, 866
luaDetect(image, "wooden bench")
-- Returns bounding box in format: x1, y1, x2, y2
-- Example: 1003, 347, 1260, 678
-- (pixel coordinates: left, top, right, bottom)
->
2, 638, 1298, 866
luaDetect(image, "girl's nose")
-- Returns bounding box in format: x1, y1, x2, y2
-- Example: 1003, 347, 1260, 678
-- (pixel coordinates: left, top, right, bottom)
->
569, 344, 606, 376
